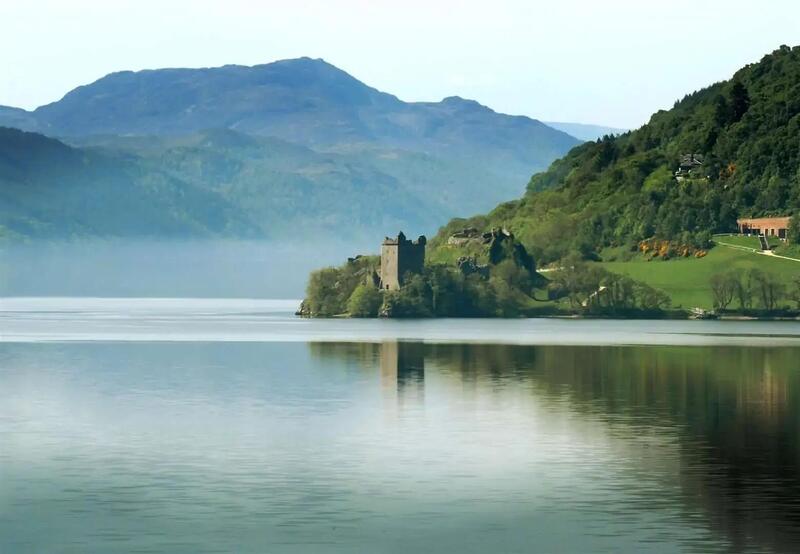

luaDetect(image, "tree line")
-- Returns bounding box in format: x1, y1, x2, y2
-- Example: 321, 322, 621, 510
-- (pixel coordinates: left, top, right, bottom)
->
710, 269, 800, 312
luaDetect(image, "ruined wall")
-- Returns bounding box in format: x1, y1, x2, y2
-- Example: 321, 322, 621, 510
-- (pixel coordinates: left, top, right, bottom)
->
380, 233, 426, 290
380, 242, 400, 290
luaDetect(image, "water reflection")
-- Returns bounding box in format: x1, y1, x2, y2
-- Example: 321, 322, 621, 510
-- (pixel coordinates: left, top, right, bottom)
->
311, 341, 800, 553
380, 341, 425, 408
2, 341, 800, 553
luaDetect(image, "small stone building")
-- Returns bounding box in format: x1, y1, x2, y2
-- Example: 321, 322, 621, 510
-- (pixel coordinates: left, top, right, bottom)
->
737, 217, 791, 239
380, 232, 426, 291
675, 154, 704, 181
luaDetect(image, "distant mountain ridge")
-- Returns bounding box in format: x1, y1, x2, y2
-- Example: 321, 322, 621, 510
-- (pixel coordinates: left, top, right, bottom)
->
544, 121, 628, 141
0, 58, 584, 240
0, 58, 578, 173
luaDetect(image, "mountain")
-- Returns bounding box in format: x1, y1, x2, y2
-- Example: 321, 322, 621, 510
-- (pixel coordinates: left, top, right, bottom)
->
0, 106, 39, 132
544, 121, 628, 141
2, 59, 578, 174
68, 129, 506, 235
0, 126, 534, 239
0, 58, 581, 239
0, 127, 255, 238
430, 45, 800, 265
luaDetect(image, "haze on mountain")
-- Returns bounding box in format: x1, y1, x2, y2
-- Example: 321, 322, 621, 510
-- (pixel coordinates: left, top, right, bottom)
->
0, 57, 582, 240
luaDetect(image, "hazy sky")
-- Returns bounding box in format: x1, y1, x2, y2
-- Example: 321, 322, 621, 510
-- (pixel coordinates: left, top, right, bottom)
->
1, 0, 798, 128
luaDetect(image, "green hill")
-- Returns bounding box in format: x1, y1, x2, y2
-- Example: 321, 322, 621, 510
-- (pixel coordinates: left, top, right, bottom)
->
600, 245, 800, 309
431, 45, 800, 266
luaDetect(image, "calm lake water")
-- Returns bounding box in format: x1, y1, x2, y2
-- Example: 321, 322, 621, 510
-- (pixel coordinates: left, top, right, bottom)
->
2, 298, 800, 553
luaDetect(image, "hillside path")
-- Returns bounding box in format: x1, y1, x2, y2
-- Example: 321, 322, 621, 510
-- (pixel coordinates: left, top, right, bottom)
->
713, 239, 800, 264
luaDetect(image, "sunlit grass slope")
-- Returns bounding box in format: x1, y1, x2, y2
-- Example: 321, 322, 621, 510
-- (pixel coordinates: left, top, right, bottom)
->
600, 246, 799, 309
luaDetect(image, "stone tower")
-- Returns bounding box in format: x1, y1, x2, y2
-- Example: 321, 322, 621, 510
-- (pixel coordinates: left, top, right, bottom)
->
380, 232, 426, 291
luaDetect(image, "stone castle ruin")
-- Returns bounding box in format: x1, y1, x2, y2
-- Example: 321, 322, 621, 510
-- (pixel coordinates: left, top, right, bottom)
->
380, 232, 426, 290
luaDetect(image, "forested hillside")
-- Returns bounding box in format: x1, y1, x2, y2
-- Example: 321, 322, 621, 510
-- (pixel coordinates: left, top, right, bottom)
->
0, 128, 256, 238
431, 45, 800, 265
0, 127, 512, 238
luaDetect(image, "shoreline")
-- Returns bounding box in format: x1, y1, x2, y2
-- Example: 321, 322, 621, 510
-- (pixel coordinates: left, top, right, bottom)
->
298, 311, 800, 322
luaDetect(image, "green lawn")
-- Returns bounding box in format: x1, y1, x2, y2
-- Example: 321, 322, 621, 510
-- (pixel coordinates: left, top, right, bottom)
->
775, 243, 800, 259
713, 234, 782, 250
600, 246, 800, 309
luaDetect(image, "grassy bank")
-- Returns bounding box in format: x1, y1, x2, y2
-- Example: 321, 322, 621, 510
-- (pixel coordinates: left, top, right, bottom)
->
599, 245, 799, 310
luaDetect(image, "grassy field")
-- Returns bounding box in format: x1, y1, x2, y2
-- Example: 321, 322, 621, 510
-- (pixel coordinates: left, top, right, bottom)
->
600, 245, 800, 309
775, 243, 800, 259
714, 234, 800, 261
713, 234, 782, 250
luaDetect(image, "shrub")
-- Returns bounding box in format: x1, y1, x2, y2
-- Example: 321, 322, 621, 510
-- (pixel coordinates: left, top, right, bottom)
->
347, 284, 382, 317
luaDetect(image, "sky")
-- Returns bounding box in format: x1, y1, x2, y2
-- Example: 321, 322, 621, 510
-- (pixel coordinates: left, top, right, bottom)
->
0, 0, 798, 128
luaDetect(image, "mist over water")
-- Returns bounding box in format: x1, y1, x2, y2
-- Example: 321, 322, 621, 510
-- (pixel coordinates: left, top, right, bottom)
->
0, 239, 372, 298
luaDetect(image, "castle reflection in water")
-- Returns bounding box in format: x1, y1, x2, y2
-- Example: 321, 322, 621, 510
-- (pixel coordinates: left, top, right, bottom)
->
380, 341, 425, 406
308, 340, 800, 554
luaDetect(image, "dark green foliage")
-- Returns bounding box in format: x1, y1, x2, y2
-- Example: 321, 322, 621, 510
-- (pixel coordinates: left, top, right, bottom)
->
304, 256, 379, 316
304, 233, 673, 318
304, 234, 545, 318
305, 268, 345, 317
430, 46, 800, 265
382, 275, 434, 318
710, 268, 790, 312
347, 284, 383, 317
548, 258, 671, 315
789, 214, 800, 244
489, 234, 536, 273
376, 265, 528, 318
729, 81, 751, 123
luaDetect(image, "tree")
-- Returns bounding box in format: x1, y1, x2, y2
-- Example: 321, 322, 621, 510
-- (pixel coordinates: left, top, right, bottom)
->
303, 256, 380, 317
384, 275, 433, 318
788, 214, 800, 244
637, 283, 671, 311
489, 277, 520, 317
426, 265, 465, 316
730, 270, 755, 311
305, 267, 344, 317
709, 271, 738, 310
549, 260, 669, 314
730, 81, 750, 122
347, 284, 382, 317
492, 259, 533, 294
712, 94, 731, 128
791, 275, 800, 310
749, 269, 785, 311
548, 256, 593, 309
